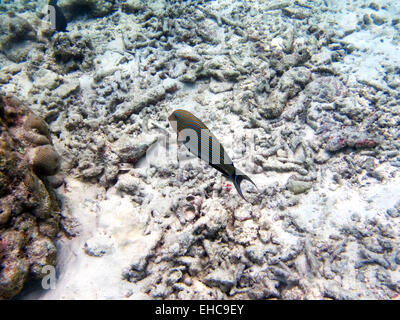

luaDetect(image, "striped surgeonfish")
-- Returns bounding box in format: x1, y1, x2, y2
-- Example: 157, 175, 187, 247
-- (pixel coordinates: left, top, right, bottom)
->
168, 109, 258, 202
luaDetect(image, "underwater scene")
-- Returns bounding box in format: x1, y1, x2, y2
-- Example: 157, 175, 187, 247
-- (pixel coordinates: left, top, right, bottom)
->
0, 0, 400, 300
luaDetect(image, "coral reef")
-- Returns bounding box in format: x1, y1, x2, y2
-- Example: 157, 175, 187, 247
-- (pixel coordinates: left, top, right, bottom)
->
51, 32, 94, 72
0, 94, 61, 299
0, 12, 37, 62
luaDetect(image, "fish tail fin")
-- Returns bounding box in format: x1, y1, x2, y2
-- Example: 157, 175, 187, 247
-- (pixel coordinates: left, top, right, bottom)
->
232, 168, 258, 202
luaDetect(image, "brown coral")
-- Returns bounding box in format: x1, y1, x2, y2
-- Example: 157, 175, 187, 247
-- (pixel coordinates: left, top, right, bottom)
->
1, 95, 60, 177
28, 145, 60, 177
0, 94, 61, 300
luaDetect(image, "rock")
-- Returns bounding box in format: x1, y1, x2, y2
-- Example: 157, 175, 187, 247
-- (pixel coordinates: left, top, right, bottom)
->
304, 239, 321, 276
314, 149, 331, 164
121, 0, 145, 13
34, 70, 61, 90
385, 74, 400, 89
176, 256, 202, 277
233, 220, 259, 245
283, 67, 312, 88
123, 257, 148, 282
368, 2, 380, 11
209, 81, 233, 94
0, 12, 36, 59
371, 13, 386, 26
0, 256, 29, 300
258, 90, 289, 119
270, 48, 311, 74
196, 200, 229, 238
51, 32, 94, 72
363, 14, 372, 25
0, 73, 11, 84
245, 243, 266, 264
114, 83, 173, 119
25, 237, 57, 277
54, 81, 80, 99
324, 282, 360, 300
176, 47, 201, 62
115, 173, 142, 196
386, 201, 400, 218
282, 7, 311, 20
180, 71, 197, 83
233, 205, 252, 221
223, 69, 241, 81
254, 156, 308, 175
113, 135, 157, 165
84, 234, 114, 257
304, 77, 347, 103
166, 268, 183, 286
204, 269, 236, 293
286, 179, 312, 194
324, 128, 378, 152
47, 173, 65, 189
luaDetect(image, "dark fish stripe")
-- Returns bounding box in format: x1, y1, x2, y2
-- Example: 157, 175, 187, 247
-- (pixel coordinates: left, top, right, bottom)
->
174, 110, 196, 122
176, 109, 204, 123
173, 116, 202, 132
175, 112, 205, 132
176, 118, 202, 136
183, 123, 202, 136
175, 110, 206, 129
208, 135, 213, 164
201, 133, 219, 164
199, 137, 214, 162
176, 117, 203, 135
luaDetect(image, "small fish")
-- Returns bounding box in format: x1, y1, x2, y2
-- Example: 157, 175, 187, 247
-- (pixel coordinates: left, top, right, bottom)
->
169, 109, 258, 202
49, 0, 67, 32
